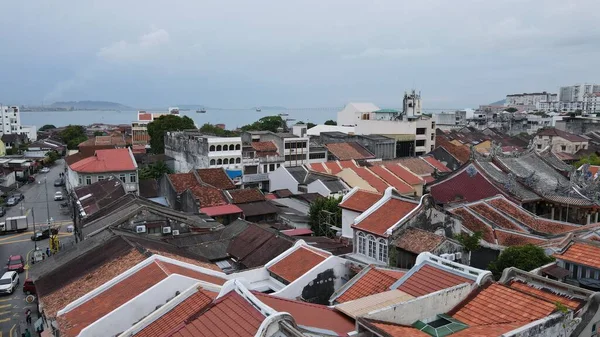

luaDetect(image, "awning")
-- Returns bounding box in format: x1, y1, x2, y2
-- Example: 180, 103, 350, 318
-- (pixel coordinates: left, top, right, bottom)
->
200, 204, 243, 217
226, 170, 243, 179
541, 263, 570, 279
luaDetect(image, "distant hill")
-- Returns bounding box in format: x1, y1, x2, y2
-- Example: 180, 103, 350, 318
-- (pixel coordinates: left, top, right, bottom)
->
50, 101, 132, 110
489, 99, 506, 106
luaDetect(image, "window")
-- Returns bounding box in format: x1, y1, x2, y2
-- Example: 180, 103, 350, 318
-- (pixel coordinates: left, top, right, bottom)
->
209, 145, 215, 151
119, 174, 126, 183
97, 176, 105, 181
223, 158, 229, 165
263, 164, 268, 172
575, 145, 580, 151
230, 158, 235, 165
230, 144, 236, 151
378, 239, 387, 262
537, 144, 542, 150
416, 128, 426, 135
236, 158, 241, 164
78, 176, 83, 185
357, 232, 366, 255
86, 176, 92, 185
367, 235, 376, 259
217, 159, 222, 165
269, 164, 275, 171
431, 133, 435, 141
129, 173, 137, 183
235, 144, 241, 150
309, 152, 326, 159
216, 145, 222, 151
210, 159, 216, 165
416, 140, 426, 147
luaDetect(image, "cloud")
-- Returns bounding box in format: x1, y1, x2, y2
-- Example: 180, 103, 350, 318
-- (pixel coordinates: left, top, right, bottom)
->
341, 46, 438, 60
97, 29, 170, 62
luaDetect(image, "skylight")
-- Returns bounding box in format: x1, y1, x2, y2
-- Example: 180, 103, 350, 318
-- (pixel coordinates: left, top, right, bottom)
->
413, 314, 468, 337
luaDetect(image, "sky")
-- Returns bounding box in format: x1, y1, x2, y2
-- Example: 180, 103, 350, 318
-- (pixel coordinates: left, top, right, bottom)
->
2, 0, 600, 110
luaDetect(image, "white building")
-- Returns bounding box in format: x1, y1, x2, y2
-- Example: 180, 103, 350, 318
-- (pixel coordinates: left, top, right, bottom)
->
583, 93, 600, 114
0, 105, 32, 141
241, 131, 310, 167
505, 92, 557, 107
306, 124, 355, 136
555, 84, 600, 113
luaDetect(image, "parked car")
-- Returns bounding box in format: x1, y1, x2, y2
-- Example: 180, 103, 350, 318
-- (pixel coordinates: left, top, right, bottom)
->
40, 167, 50, 173
31, 230, 50, 241
6, 255, 24, 273
53, 178, 65, 187
11, 193, 24, 201
0, 272, 19, 295
0, 207, 5, 217
22, 278, 35, 295
54, 191, 64, 201
5, 197, 17, 207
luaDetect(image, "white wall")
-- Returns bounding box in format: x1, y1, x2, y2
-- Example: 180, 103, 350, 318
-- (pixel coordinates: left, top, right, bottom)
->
269, 167, 298, 194
341, 209, 359, 240
307, 179, 330, 197
365, 283, 475, 325
274, 256, 349, 300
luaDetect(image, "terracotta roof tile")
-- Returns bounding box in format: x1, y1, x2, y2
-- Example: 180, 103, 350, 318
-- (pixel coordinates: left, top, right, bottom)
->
227, 188, 265, 204
324, 161, 343, 174
251, 141, 277, 152
254, 293, 355, 335
494, 230, 547, 246
267, 247, 328, 283
422, 156, 451, 173
157, 261, 226, 285
168, 173, 198, 194
368, 166, 414, 194
326, 142, 376, 161
197, 168, 236, 190
397, 264, 473, 297
394, 228, 445, 254
69, 148, 136, 173
393, 157, 435, 175
339, 160, 357, 169
369, 322, 430, 337
350, 167, 390, 193
553, 242, 600, 269
189, 185, 227, 208
436, 139, 471, 164
336, 267, 405, 303
138, 113, 152, 121
450, 283, 556, 326
450, 208, 495, 243
384, 164, 424, 185
449, 323, 524, 337
430, 166, 506, 204
508, 280, 583, 310
537, 128, 588, 142
352, 198, 418, 237
339, 189, 382, 212
468, 203, 526, 232
200, 204, 243, 216
308, 162, 328, 173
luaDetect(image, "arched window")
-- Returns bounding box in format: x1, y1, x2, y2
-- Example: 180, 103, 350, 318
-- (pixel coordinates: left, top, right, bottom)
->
357, 232, 366, 255
236, 158, 241, 164
378, 239, 388, 262
209, 145, 215, 151
367, 235, 377, 259
223, 158, 229, 164
230, 158, 235, 165
217, 159, 222, 165
229, 144, 235, 151
216, 145, 222, 151
235, 144, 241, 150
210, 159, 216, 165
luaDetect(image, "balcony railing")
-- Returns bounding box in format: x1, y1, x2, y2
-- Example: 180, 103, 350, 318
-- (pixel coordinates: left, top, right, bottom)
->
242, 156, 284, 165
242, 173, 269, 183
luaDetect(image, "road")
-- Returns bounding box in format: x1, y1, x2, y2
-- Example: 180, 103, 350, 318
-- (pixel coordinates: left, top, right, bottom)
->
0, 160, 74, 336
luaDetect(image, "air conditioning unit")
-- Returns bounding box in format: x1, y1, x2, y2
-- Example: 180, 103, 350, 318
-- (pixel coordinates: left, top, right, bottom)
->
454, 252, 462, 260
162, 226, 172, 234
136, 225, 146, 233
172, 230, 180, 236
447, 254, 456, 261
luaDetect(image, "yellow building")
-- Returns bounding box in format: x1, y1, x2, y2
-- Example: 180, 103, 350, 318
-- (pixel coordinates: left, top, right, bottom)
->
0, 140, 6, 156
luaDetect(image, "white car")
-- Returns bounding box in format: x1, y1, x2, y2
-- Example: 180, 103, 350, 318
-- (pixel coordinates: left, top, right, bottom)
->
54, 191, 64, 201
40, 167, 50, 173
0, 271, 19, 294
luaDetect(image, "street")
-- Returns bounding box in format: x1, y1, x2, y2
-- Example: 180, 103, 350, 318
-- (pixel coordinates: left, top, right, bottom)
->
0, 160, 74, 336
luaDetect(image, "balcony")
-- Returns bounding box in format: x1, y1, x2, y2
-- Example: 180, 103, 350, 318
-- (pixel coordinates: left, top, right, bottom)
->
242, 173, 269, 183
242, 156, 284, 165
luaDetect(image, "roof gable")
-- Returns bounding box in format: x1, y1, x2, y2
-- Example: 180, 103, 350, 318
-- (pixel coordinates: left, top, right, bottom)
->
395, 264, 473, 297
353, 191, 419, 237
339, 188, 382, 212
335, 267, 406, 303
196, 168, 236, 190
267, 246, 329, 283
326, 142, 376, 161
69, 148, 136, 173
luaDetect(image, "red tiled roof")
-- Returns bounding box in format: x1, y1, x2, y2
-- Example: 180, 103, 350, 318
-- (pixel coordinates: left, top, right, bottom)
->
351, 167, 389, 193
172, 292, 265, 337
353, 198, 418, 237
268, 247, 328, 283
168, 172, 198, 193
254, 293, 355, 336
326, 142, 376, 161
189, 185, 227, 208
280, 228, 313, 236
339, 189, 382, 212
200, 204, 243, 216
265, 193, 277, 200
450, 208, 495, 243
429, 166, 506, 204
386, 158, 435, 175
494, 230, 547, 246
308, 162, 328, 173
508, 280, 583, 310
138, 113, 152, 121
397, 264, 473, 297
422, 156, 451, 173
450, 323, 524, 337
451, 283, 556, 326
368, 166, 414, 194
325, 161, 343, 174
136, 289, 216, 337
157, 261, 226, 285
368, 322, 429, 337
468, 203, 526, 232
385, 164, 425, 185
227, 188, 265, 204
436, 139, 471, 164
422, 175, 435, 184
537, 128, 588, 143
394, 228, 445, 254
336, 267, 405, 303
553, 242, 600, 269
339, 160, 356, 169
197, 168, 236, 190
69, 148, 136, 173
251, 141, 277, 152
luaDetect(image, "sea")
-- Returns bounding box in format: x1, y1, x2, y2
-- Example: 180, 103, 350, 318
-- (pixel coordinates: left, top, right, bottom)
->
20, 107, 342, 129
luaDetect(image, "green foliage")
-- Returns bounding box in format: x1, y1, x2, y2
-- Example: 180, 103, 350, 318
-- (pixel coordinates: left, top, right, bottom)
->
147, 115, 196, 154
45, 151, 60, 165
454, 231, 482, 252
5, 148, 14, 156
307, 122, 316, 129
324, 120, 337, 126
93, 131, 105, 137
39, 124, 56, 131
138, 161, 172, 180
574, 154, 600, 168
59, 125, 88, 150
488, 244, 554, 279
308, 196, 342, 237
199, 123, 239, 137
240, 115, 284, 133
504, 107, 518, 113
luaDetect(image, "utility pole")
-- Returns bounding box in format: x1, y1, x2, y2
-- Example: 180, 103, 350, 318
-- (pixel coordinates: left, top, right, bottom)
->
32, 208, 37, 250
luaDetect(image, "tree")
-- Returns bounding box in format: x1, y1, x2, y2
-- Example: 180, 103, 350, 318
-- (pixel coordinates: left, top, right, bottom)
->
574, 154, 600, 168
308, 196, 342, 237
454, 231, 482, 265
307, 122, 316, 129
488, 244, 554, 279
324, 120, 337, 126
199, 123, 239, 137
147, 115, 196, 154
59, 125, 88, 150
45, 151, 60, 165
138, 161, 172, 180
240, 115, 284, 133
504, 107, 518, 113
39, 124, 56, 131
93, 131, 104, 137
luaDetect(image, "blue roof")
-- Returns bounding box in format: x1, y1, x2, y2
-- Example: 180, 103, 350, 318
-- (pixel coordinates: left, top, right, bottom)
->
226, 170, 243, 179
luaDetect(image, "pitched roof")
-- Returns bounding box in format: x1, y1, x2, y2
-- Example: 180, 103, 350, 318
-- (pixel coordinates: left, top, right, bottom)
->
335, 267, 406, 303
326, 142, 376, 161
384, 164, 424, 185
227, 224, 294, 269
537, 128, 588, 142
268, 246, 329, 283
200, 204, 243, 217
368, 166, 414, 194
494, 229, 547, 246
394, 228, 446, 254
73, 178, 126, 216
324, 161, 343, 174
189, 185, 227, 208
435, 139, 471, 164
508, 280, 583, 311
336, 290, 414, 319
364, 320, 429, 337
429, 164, 508, 204
353, 197, 418, 237
226, 188, 265, 204
553, 241, 600, 269
251, 141, 277, 152
339, 189, 382, 212
308, 162, 328, 173
168, 172, 198, 193
467, 203, 526, 232
396, 264, 473, 297
138, 179, 159, 198
237, 200, 279, 217
196, 168, 236, 190
422, 156, 451, 173
351, 166, 390, 193
449, 208, 495, 243
69, 148, 136, 173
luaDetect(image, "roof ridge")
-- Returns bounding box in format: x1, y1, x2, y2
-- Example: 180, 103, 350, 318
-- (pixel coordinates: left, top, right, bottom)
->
253, 292, 337, 311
